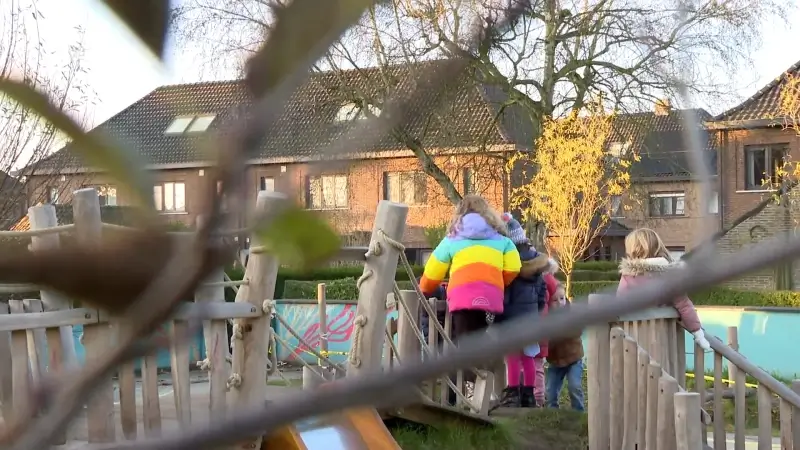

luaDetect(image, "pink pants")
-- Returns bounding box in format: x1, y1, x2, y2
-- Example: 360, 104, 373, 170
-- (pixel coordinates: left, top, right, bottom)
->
534, 357, 545, 404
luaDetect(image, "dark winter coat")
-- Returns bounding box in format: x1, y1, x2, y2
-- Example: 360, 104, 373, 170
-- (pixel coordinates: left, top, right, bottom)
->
495, 245, 551, 323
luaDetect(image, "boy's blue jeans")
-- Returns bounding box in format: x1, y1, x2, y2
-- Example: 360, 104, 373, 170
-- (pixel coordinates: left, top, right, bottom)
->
545, 359, 585, 411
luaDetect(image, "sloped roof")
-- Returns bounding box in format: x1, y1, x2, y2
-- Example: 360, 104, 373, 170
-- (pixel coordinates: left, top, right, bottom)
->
610, 108, 717, 178
28, 60, 534, 172
714, 60, 800, 122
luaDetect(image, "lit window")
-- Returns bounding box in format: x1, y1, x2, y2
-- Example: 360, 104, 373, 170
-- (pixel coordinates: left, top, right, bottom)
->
154, 182, 186, 212
259, 176, 275, 192
708, 190, 719, 214
165, 117, 194, 134
48, 187, 59, 204
187, 114, 216, 132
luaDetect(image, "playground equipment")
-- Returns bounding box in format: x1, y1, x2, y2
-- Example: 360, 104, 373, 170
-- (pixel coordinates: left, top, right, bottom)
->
587, 294, 800, 450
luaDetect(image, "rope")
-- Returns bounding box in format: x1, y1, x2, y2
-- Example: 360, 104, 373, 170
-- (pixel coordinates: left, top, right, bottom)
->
273, 332, 328, 381
197, 359, 212, 371
348, 315, 368, 368
223, 272, 240, 294
270, 306, 347, 372
226, 373, 242, 390
391, 283, 476, 408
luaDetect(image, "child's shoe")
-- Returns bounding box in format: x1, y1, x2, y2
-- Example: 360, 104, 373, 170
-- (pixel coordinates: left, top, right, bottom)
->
497, 386, 521, 408
520, 386, 536, 408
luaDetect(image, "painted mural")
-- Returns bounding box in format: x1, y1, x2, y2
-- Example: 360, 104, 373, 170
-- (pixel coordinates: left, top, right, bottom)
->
273, 302, 398, 364
72, 323, 205, 370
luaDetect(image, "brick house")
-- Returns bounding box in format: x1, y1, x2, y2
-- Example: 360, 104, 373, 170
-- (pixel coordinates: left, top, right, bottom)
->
585, 102, 720, 261
18, 61, 533, 262
703, 60, 800, 290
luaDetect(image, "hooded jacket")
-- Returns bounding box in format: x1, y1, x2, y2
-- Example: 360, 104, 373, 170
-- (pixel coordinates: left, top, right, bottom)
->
497, 246, 553, 321
419, 213, 521, 314
617, 257, 702, 332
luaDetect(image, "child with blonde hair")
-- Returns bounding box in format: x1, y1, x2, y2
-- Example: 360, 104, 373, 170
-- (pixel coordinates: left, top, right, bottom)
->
420, 195, 521, 337
617, 228, 710, 350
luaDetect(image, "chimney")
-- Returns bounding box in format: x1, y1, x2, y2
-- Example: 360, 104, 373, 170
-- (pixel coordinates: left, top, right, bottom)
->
654, 98, 671, 116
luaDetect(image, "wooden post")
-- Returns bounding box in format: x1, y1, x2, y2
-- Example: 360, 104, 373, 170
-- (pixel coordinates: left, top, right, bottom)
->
656, 374, 679, 450
195, 229, 229, 419
347, 200, 407, 376
645, 361, 661, 450
727, 326, 739, 383
636, 347, 648, 450
609, 328, 625, 450
28, 204, 79, 370
674, 392, 703, 450
713, 352, 725, 450
756, 384, 773, 450
72, 188, 115, 443
0, 303, 11, 422
302, 366, 325, 390
622, 337, 638, 450
693, 341, 707, 444
396, 290, 420, 365
229, 191, 282, 449
587, 294, 611, 450
318, 283, 329, 374
792, 380, 800, 450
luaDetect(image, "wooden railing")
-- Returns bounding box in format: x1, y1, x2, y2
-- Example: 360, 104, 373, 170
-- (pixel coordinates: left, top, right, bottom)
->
699, 326, 800, 450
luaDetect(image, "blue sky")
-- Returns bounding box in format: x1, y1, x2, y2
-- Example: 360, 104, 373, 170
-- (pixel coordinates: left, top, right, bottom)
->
36, 0, 800, 128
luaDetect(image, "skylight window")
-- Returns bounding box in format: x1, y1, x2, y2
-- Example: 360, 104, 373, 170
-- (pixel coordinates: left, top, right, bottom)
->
187, 114, 216, 132
335, 102, 380, 122
165, 116, 195, 134
165, 114, 217, 134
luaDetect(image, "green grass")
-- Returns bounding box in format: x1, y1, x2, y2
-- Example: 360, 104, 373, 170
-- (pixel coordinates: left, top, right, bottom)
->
390, 409, 588, 450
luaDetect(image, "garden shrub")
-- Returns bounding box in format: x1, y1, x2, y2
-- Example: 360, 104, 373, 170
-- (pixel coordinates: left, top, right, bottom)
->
281, 278, 800, 307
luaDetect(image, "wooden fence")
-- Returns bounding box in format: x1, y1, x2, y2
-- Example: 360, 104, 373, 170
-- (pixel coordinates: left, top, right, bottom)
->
588, 294, 800, 450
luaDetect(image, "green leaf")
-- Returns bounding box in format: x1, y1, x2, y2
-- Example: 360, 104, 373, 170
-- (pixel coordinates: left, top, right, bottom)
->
0, 79, 155, 211
245, 0, 374, 97
102, 0, 169, 59
256, 206, 341, 272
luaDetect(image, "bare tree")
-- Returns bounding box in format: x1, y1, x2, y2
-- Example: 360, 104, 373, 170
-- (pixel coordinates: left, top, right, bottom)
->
0, 0, 94, 227
172, 0, 787, 248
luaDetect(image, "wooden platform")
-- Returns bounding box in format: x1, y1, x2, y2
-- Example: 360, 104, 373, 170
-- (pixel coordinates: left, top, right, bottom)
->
383, 399, 495, 429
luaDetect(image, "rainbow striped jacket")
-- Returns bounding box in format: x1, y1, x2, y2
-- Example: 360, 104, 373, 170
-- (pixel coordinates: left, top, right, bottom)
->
419, 213, 521, 314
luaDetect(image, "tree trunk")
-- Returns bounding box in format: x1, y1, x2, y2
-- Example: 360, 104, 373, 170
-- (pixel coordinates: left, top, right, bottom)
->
565, 270, 573, 299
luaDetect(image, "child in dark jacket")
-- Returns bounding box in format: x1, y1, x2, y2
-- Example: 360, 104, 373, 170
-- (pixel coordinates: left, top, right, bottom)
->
494, 213, 554, 408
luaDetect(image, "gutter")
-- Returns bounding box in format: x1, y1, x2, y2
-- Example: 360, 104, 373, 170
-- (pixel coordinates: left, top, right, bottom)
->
704, 118, 785, 130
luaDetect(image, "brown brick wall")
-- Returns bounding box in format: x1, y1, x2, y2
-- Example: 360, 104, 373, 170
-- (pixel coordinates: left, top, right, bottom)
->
718, 127, 800, 228
26, 154, 507, 248
614, 179, 720, 251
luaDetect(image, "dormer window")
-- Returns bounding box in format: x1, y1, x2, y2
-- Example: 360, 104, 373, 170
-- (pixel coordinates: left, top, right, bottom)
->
609, 141, 631, 159
335, 102, 380, 122
165, 114, 217, 134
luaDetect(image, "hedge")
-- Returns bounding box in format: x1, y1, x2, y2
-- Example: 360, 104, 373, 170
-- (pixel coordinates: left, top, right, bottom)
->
224, 263, 620, 300
280, 279, 800, 308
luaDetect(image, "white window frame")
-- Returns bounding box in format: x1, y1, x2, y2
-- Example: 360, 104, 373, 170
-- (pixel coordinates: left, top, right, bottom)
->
187, 114, 216, 132
335, 102, 380, 122
708, 190, 719, 215
384, 171, 427, 205
48, 187, 59, 204
85, 185, 117, 206
307, 174, 348, 209
165, 116, 195, 134
154, 181, 186, 213
745, 144, 787, 190
648, 192, 685, 217
259, 176, 275, 193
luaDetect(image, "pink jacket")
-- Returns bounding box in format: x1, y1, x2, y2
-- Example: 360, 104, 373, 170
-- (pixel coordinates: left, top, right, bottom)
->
617, 257, 702, 332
